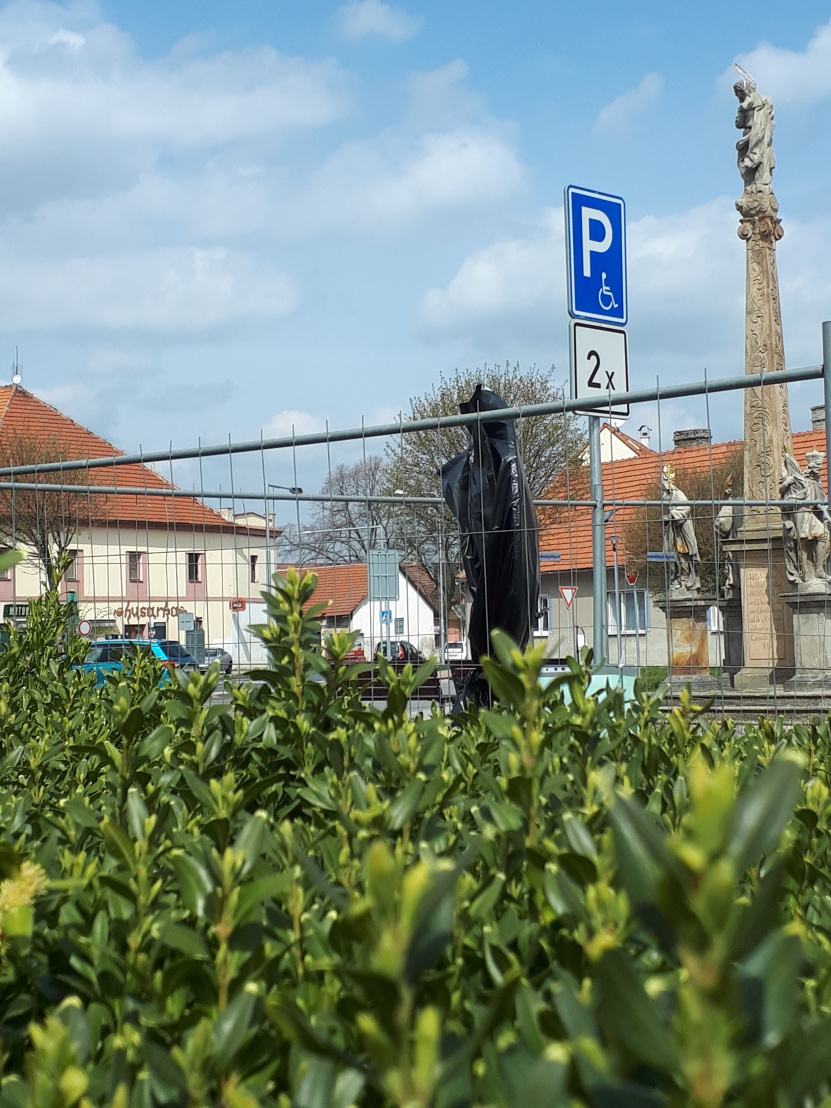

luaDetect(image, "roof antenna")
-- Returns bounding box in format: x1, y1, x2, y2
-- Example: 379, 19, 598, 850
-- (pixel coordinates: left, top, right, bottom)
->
11, 347, 21, 386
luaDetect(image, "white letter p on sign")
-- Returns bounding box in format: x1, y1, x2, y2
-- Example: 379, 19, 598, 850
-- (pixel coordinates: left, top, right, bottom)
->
581, 207, 612, 278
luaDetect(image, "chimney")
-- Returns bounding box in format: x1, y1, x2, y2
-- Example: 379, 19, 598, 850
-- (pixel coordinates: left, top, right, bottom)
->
811, 404, 826, 431
673, 428, 712, 450
638, 424, 651, 448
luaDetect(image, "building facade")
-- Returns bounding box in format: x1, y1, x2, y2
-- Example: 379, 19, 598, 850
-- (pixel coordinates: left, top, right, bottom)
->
536, 421, 829, 669
0, 385, 273, 650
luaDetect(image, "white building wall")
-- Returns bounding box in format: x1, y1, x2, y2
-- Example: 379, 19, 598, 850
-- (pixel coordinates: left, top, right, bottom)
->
0, 522, 271, 657
537, 569, 727, 670
350, 574, 438, 657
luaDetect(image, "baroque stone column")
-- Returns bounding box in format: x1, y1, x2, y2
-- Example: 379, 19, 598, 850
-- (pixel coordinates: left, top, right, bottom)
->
729, 76, 795, 689
737, 188, 793, 517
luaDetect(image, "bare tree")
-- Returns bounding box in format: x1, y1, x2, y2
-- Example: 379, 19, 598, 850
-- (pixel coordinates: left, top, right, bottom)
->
276, 456, 396, 564
0, 433, 98, 588
622, 448, 744, 596
384, 362, 585, 616
278, 365, 584, 633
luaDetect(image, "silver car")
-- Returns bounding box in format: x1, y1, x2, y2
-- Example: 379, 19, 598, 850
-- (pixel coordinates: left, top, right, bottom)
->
199, 647, 233, 675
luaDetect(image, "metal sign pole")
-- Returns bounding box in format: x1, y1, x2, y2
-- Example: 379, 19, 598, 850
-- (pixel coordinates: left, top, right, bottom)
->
823, 321, 831, 478
611, 534, 622, 668
572, 598, 578, 660
589, 416, 606, 663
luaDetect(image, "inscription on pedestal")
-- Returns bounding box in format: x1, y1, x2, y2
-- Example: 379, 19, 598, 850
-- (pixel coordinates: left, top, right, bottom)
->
742, 562, 793, 667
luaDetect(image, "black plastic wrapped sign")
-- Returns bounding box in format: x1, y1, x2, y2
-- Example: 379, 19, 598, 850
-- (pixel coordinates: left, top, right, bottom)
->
442, 385, 540, 698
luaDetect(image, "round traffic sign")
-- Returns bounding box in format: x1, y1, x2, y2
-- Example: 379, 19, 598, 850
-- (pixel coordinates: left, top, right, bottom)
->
78, 619, 92, 638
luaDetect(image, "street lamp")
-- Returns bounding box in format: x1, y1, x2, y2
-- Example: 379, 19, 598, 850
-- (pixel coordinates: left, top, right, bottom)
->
265, 484, 303, 583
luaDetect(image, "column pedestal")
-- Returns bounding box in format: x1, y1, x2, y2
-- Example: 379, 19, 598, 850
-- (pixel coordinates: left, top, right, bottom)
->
781, 590, 831, 692
656, 594, 717, 694
727, 525, 794, 690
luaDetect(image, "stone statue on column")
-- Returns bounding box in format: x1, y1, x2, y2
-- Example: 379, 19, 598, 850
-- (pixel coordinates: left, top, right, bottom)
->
734, 78, 775, 192
804, 451, 831, 576
661, 464, 701, 595
780, 453, 831, 592
715, 474, 740, 597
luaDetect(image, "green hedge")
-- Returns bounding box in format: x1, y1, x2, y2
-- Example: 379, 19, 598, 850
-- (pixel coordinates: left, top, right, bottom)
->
0, 567, 830, 1107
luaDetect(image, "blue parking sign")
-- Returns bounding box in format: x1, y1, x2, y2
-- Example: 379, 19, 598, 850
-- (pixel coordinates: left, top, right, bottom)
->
565, 186, 627, 326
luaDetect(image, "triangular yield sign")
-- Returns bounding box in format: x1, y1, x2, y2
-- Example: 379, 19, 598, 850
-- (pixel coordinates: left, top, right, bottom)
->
559, 585, 578, 610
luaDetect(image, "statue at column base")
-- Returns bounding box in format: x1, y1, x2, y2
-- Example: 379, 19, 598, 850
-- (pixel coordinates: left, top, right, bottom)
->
661, 464, 701, 597
781, 452, 831, 590
796, 577, 831, 596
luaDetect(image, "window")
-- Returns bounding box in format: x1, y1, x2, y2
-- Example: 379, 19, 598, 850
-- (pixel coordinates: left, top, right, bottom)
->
394, 617, 404, 636
609, 590, 649, 634
536, 593, 553, 634
65, 549, 79, 582
0, 548, 11, 581
187, 552, 203, 583
127, 551, 143, 583
250, 554, 258, 583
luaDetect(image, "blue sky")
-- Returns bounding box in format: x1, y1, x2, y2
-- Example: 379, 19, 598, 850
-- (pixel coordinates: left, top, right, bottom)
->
1, 0, 830, 492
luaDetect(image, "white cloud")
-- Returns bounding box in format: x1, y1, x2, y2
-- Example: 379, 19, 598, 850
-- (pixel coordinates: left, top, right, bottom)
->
0, 246, 299, 333
732, 20, 831, 104
303, 127, 526, 231
596, 72, 664, 132
418, 196, 831, 437
262, 410, 327, 438
407, 60, 483, 128
419, 199, 749, 367
338, 0, 422, 42
0, 10, 348, 214
420, 209, 562, 338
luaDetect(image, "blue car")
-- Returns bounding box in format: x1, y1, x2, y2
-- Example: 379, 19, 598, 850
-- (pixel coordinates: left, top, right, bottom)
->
80, 639, 197, 686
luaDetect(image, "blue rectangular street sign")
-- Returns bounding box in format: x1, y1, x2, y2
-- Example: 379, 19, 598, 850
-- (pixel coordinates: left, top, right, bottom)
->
646, 552, 676, 563
565, 185, 627, 326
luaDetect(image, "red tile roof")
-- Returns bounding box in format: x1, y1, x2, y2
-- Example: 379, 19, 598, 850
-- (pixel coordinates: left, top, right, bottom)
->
0, 385, 242, 533
278, 563, 369, 617
277, 561, 441, 618
540, 429, 828, 572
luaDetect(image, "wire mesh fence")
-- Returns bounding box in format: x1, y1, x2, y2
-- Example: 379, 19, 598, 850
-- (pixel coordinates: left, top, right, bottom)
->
0, 356, 829, 717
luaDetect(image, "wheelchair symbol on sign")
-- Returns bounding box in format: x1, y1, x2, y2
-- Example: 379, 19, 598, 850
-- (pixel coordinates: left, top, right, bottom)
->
598, 272, 618, 311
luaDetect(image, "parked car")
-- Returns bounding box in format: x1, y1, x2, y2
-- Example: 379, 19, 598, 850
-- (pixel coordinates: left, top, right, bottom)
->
199, 647, 233, 675
444, 641, 466, 662
80, 639, 196, 686
154, 640, 199, 670
374, 640, 427, 664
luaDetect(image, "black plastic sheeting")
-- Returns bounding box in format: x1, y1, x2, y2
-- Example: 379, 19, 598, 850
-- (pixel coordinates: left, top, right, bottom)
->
441, 385, 540, 709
